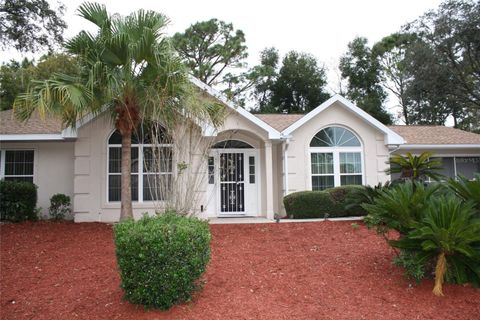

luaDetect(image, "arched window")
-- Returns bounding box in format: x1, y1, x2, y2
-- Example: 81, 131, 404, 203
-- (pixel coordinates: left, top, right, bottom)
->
211, 140, 254, 149
107, 127, 172, 202
309, 126, 363, 190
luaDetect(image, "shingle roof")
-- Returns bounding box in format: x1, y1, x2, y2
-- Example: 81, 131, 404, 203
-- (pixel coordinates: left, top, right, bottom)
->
2, 109, 480, 146
255, 114, 304, 132
0, 109, 64, 135
387, 125, 480, 145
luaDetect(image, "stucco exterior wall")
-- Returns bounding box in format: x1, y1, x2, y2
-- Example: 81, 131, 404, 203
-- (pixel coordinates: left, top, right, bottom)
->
72, 110, 273, 222
284, 102, 390, 195
0, 141, 74, 217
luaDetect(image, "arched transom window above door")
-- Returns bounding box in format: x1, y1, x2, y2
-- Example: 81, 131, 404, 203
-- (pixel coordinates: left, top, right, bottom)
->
309, 126, 363, 191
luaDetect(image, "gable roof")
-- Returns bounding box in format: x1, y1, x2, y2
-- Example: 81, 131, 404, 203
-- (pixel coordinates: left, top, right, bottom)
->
189, 76, 281, 139
255, 114, 304, 132
388, 125, 480, 147
280, 95, 405, 145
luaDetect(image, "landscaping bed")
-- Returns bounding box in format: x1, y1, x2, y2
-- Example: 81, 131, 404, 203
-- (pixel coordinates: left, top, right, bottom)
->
1, 221, 479, 320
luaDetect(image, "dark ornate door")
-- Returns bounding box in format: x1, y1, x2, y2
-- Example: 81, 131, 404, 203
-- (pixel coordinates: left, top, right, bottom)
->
219, 152, 245, 213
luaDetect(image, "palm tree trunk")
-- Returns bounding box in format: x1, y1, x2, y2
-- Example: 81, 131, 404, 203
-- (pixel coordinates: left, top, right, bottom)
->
120, 130, 133, 221
433, 252, 446, 296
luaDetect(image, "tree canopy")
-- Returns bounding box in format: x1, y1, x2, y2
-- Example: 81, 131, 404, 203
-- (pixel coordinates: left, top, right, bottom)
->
339, 37, 393, 124
0, 53, 79, 110
172, 18, 248, 87
0, 0, 67, 52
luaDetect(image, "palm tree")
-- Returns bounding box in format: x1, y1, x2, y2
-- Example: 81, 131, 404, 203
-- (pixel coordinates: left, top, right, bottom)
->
391, 196, 480, 296
14, 3, 205, 220
387, 152, 443, 182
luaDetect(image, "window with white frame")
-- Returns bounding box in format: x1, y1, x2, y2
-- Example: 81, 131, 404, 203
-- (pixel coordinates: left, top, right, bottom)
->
310, 127, 363, 191
107, 128, 172, 202
0, 150, 34, 182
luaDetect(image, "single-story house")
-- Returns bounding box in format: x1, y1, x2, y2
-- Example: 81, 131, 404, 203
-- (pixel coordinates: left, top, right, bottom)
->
1, 79, 479, 222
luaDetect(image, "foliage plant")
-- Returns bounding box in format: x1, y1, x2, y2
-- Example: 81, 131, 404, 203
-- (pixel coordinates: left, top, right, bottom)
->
114, 213, 211, 309
387, 152, 443, 182
344, 182, 390, 215
363, 181, 439, 236
364, 182, 480, 296
48, 193, 71, 220
391, 197, 480, 296
0, 180, 38, 222
283, 185, 365, 219
446, 174, 480, 214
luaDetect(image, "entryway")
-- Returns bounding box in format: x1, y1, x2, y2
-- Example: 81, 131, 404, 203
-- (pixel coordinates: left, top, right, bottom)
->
206, 140, 259, 216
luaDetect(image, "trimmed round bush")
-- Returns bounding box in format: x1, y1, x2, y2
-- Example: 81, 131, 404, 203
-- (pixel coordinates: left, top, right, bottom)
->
0, 180, 38, 222
113, 213, 211, 310
283, 185, 365, 219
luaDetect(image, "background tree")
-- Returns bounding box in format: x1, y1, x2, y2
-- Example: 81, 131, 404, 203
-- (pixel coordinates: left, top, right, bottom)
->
402, 0, 480, 132
14, 2, 203, 220
249, 47, 279, 112
254, 50, 330, 114
373, 33, 416, 124
0, 58, 33, 110
0, 0, 67, 52
340, 37, 392, 124
172, 18, 248, 87
0, 53, 79, 110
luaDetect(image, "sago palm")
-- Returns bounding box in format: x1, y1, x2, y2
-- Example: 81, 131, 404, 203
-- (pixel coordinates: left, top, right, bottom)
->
446, 173, 480, 214
387, 152, 443, 182
390, 196, 480, 296
14, 3, 215, 220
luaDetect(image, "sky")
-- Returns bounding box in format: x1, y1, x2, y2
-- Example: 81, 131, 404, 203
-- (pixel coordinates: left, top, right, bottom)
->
1, 0, 445, 121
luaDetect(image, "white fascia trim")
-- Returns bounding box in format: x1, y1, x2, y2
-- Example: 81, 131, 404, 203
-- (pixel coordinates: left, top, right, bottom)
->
281, 94, 405, 145
0, 134, 66, 141
398, 144, 480, 150
189, 75, 281, 139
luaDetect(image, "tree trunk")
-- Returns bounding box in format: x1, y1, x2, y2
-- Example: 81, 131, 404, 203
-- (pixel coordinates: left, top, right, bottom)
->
119, 130, 133, 221
433, 252, 446, 297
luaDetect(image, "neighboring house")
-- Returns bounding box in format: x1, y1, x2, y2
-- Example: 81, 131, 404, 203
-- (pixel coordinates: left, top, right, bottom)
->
1, 80, 479, 222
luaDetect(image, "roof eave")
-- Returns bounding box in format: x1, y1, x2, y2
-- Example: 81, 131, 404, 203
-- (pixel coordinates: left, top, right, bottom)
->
0, 133, 73, 141
398, 144, 480, 150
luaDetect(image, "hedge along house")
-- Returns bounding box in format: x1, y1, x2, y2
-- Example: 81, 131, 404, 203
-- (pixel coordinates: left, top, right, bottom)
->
1, 79, 480, 222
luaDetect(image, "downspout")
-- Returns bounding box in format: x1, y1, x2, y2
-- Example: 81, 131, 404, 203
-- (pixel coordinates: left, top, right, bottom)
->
282, 135, 291, 197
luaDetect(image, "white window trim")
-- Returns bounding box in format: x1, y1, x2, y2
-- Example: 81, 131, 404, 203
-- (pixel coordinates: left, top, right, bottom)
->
107, 142, 173, 203
309, 146, 364, 190
0, 149, 36, 182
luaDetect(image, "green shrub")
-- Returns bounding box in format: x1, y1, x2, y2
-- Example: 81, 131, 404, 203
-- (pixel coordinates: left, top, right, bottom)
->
446, 173, 480, 214
283, 185, 365, 219
0, 180, 38, 222
345, 182, 391, 214
393, 250, 429, 284
49, 194, 72, 220
114, 213, 211, 309
363, 181, 440, 236
391, 196, 480, 294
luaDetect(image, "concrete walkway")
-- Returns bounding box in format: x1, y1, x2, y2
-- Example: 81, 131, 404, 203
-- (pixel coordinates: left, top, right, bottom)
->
208, 216, 364, 224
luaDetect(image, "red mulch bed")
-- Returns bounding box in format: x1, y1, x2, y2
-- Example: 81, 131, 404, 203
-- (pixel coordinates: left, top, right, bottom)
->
1, 221, 479, 320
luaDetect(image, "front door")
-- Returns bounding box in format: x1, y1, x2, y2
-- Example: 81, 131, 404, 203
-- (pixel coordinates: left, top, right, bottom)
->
219, 152, 245, 213
207, 149, 259, 216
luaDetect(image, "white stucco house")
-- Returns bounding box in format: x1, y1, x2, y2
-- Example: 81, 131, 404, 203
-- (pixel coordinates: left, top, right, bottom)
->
1, 79, 480, 222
